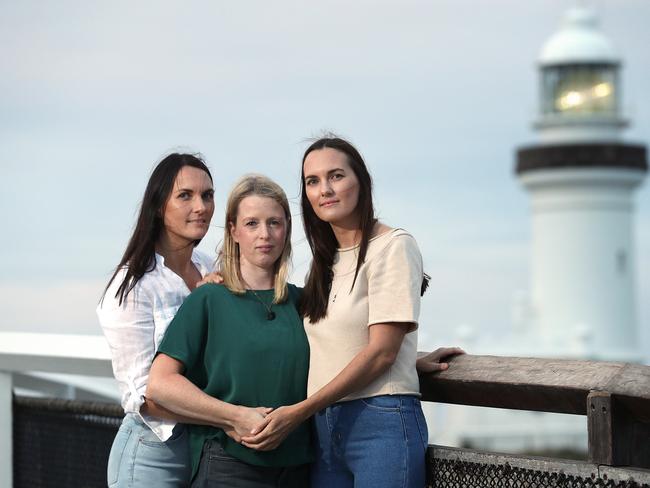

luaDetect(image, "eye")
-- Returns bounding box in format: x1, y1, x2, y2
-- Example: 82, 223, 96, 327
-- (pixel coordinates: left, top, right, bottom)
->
245, 220, 258, 227
331, 172, 344, 181
202, 190, 214, 201
305, 177, 318, 186
269, 219, 282, 227
178, 191, 191, 200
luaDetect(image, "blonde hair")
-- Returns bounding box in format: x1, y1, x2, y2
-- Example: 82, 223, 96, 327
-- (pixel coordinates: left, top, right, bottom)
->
219, 174, 292, 303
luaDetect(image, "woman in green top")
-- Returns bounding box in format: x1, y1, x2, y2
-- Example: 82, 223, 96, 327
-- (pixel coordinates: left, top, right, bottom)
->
147, 174, 312, 487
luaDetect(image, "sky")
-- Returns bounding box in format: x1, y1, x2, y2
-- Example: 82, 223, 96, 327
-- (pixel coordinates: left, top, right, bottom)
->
1, 0, 649, 361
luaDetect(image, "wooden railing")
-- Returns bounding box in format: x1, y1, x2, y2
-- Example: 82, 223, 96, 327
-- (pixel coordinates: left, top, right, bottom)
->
419, 354, 650, 469
3, 333, 650, 486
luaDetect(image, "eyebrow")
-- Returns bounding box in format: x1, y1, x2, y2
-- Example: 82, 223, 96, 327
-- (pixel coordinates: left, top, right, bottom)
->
175, 187, 214, 193
304, 168, 346, 179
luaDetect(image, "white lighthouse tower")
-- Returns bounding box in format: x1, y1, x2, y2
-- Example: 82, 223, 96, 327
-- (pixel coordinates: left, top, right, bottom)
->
516, 7, 648, 362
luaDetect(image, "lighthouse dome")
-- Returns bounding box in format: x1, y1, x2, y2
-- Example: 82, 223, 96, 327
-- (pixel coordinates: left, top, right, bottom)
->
540, 7, 619, 65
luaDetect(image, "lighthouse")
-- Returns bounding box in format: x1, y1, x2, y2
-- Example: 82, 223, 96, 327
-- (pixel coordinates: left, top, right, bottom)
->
516, 7, 648, 361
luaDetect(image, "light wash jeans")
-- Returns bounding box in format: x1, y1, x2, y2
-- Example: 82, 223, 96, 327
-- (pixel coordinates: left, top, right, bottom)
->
107, 413, 191, 487
311, 395, 428, 488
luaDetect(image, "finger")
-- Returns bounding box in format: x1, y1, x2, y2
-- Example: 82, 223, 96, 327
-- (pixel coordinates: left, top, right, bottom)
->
423, 362, 449, 373
250, 416, 272, 435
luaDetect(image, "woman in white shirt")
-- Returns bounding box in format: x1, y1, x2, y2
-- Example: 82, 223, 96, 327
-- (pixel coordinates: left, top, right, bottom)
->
240, 137, 463, 488
97, 153, 267, 487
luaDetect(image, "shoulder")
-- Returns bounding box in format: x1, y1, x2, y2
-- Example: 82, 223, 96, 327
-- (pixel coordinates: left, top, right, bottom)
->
192, 249, 216, 274
287, 283, 303, 302
98, 264, 155, 311
189, 282, 230, 301
369, 228, 420, 260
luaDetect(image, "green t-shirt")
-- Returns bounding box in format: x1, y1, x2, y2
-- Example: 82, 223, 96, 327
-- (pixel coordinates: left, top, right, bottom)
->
157, 283, 312, 477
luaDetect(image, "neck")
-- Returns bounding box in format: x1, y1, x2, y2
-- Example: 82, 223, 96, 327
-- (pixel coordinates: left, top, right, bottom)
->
330, 214, 366, 248
156, 234, 195, 274
240, 262, 275, 290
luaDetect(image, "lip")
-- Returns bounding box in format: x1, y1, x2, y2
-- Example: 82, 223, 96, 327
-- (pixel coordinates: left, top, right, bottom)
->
320, 199, 339, 207
256, 245, 274, 253
188, 219, 208, 225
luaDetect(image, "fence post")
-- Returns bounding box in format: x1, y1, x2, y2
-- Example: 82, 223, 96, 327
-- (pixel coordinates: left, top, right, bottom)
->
0, 371, 13, 488
587, 390, 650, 469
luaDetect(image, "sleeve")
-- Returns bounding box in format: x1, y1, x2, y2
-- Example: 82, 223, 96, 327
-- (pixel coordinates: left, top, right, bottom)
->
156, 286, 210, 375
96, 269, 156, 414
367, 233, 423, 330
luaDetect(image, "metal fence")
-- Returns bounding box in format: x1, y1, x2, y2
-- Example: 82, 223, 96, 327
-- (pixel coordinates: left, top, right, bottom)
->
428, 446, 650, 488
11, 354, 650, 487
13, 396, 122, 488
13, 396, 650, 488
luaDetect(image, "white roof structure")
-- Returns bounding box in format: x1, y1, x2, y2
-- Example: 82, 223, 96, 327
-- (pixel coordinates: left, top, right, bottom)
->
539, 7, 619, 65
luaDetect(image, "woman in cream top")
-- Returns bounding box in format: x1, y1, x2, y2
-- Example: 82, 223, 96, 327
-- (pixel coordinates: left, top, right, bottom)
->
238, 137, 463, 488
305, 227, 422, 401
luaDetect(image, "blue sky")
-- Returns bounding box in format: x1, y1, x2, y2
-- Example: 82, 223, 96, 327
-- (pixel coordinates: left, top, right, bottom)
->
1, 0, 648, 359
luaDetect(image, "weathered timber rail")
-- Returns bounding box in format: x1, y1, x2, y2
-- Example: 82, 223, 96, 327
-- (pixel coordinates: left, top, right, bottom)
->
4, 340, 650, 487
419, 354, 650, 475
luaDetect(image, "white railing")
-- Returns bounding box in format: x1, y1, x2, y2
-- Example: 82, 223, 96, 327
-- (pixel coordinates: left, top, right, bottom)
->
0, 331, 114, 488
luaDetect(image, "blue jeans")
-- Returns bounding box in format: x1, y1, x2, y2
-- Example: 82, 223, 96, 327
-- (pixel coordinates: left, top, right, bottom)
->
107, 413, 191, 487
312, 395, 428, 488
191, 440, 311, 488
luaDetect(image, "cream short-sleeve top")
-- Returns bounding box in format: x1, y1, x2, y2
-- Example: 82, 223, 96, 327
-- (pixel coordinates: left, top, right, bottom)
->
305, 228, 422, 401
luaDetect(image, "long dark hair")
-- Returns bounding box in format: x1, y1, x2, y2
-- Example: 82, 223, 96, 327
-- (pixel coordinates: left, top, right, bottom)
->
101, 153, 213, 306
299, 137, 376, 322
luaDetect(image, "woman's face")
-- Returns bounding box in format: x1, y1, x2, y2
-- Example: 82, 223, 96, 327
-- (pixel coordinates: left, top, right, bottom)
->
230, 195, 288, 274
303, 147, 360, 227
162, 166, 215, 245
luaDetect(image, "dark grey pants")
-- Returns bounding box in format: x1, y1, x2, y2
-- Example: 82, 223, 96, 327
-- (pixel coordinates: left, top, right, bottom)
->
191, 440, 311, 488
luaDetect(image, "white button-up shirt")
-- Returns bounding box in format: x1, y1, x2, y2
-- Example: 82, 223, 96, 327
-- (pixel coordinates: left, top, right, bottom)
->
97, 250, 214, 441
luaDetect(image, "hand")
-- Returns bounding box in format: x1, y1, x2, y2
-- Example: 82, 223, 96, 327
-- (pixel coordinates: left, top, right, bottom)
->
197, 272, 224, 287
240, 404, 305, 451
416, 347, 465, 373
223, 406, 273, 443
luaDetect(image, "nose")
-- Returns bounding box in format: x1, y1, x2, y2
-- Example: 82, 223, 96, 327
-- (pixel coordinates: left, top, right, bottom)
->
193, 195, 207, 213
320, 180, 333, 196
259, 223, 271, 239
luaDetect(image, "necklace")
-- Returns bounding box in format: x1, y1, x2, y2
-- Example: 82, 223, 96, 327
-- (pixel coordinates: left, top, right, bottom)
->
248, 289, 276, 321
330, 250, 359, 303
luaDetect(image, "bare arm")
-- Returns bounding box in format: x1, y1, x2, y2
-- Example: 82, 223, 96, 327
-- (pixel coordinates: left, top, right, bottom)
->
147, 353, 271, 441
241, 322, 408, 450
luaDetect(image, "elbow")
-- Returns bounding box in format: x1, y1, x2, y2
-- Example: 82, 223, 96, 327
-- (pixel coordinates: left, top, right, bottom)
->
375, 349, 399, 371
146, 370, 164, 403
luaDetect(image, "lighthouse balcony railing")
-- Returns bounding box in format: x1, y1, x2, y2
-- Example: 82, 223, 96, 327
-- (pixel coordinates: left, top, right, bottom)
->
2, 331, 650, 487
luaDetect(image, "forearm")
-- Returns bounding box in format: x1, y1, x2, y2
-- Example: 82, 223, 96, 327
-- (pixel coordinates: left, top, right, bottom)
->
146, 373, 239, 430
140, 397, 213, 425
297, 344, 395, 419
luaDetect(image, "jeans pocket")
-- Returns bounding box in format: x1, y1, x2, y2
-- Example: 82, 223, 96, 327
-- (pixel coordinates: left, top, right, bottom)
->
360, 395, 401, 412
107, 424, 132, 487
207, 443, 239, 462
139, 424, 186, 448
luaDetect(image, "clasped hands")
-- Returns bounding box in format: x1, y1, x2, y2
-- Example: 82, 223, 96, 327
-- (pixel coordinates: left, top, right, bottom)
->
225, 404, 303, 452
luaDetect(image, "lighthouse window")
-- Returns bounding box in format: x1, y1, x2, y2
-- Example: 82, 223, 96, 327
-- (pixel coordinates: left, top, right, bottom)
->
541, 64, 618, 116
